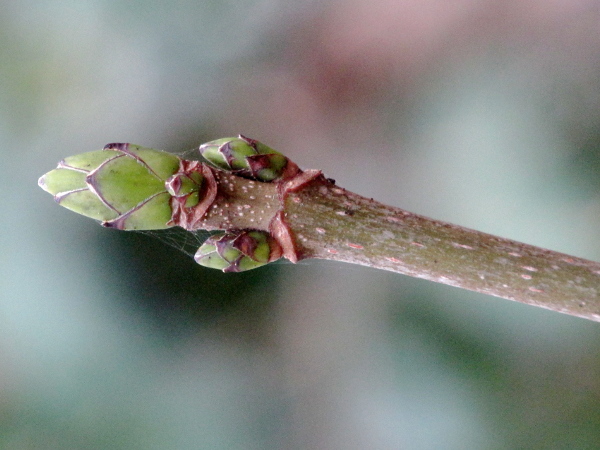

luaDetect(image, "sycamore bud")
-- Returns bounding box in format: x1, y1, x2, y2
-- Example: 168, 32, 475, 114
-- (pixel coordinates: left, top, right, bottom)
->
38, 143, 182, 230
199, 135, 291, 182
194, 230, 281, 272
165, 171, 204, 208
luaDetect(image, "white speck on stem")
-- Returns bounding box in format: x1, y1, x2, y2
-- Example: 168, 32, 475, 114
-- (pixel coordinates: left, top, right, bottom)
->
386, 216, 402, 223
452, 243, 474, 250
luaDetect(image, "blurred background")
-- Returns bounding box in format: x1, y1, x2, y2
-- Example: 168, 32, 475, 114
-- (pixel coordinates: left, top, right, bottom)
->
3, 0, 600, 448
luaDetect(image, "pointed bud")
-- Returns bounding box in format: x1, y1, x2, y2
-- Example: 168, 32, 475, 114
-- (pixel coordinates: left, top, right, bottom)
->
38, 144, 182, 230
194, 230, 281, 272
199, 135, 299, 182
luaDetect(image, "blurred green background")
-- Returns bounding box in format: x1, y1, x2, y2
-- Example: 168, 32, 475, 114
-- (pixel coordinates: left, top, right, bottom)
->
3, 0, 600, 448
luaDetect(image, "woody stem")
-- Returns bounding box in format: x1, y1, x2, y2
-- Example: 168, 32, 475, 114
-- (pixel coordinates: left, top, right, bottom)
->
282, 176, 600, 322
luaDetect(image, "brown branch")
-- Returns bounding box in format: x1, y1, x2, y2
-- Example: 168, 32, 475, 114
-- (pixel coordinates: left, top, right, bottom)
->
190, 165, 600, 322
283, 176, 600, 322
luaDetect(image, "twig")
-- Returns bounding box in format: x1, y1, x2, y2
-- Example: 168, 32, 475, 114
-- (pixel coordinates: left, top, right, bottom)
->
283, 175, 600, 322
38, 138, 600, 322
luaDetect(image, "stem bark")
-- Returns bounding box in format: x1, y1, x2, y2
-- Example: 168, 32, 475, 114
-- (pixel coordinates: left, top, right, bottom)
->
283, 176, 600, 322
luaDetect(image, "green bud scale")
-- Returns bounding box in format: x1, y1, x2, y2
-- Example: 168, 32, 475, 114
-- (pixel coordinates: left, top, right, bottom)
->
199, 135, 299, 182
194, 230, 282, 272
165, 171, 204, 208
38, 143, 211, 231
38, 143, 182, 230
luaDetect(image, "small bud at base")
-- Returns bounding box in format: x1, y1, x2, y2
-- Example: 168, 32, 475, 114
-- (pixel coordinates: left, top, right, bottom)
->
194, 230, 281, 272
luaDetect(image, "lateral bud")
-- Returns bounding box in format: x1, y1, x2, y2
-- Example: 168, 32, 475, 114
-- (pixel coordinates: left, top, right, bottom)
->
199, 135, 300, 182
194, 230, 282, 272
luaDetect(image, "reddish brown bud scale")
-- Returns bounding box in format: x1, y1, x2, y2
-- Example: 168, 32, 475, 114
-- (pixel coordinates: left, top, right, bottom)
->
168, 162, 218, 230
